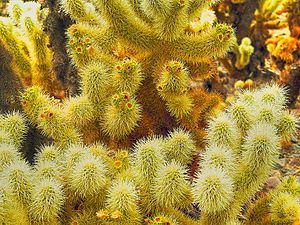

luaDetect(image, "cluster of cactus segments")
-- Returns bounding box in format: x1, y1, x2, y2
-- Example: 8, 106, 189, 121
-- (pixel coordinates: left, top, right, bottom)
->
31, 0, 237, 147
246, 175, 300, 225
0, 84, 299, 224
0, 0, 63, 97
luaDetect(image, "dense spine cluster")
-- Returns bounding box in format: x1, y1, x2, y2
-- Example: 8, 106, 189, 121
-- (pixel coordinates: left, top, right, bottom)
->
0, 84, 299, 224
0, 0, 63, 96
13, 0, 237, 146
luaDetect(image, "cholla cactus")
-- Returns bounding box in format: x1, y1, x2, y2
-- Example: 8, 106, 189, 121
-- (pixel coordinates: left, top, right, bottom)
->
193, 84, 298, 225
0, 111, 27, 149
233, 37, 254, 70
21, 86, 81, 148
246, 176, 300, 225
29, 178, 65, 224
0, 0, 63, 96
0, 84, 299, 224
152, 161, 193, 209
162, 128, 197, 165
16, 0, 236, 146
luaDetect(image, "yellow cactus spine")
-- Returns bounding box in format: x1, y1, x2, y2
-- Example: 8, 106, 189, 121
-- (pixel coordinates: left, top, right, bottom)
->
79, 61, 112, 108
157, 61, 189, 98
246, 175, 300, 224
229, 100, 252, 134
0, 144, 21, 172
92, 0, 160, 50
1, 82, 299, 225
193, 167, 234, 214
162, 128, 197, 165
68, 153, 108, 199
270, 192, 300, 224
0, 111, 27, 148
132, 137, 165, 213
140, 0, 171, 19
276, 111, 300, 140
206, 112, 240, 151
112, 58, 143, 94
0, 182, 30, 225
21, 86, 51, 125
64, 95, 96, 129
61, 0, 102, 25
235, 122, 280, 198
1, 160, 34, 205
3, 0, 298, 223
21, 86, 81, 148
106, 180, 142, 224
66, 24, 116, 68
0, 20, 32, 84
29, 178, 65, 224
173, 23, 236, 62
153, 0, 188, 41
35, 161, 62, 181
201, 144, 236, 173
153, 161, 193, 209
157, 61, 194, 119
7, 0, 23, 25
21, 13, 63, 95
102, 92, 142, 139
37, 105, 82, 148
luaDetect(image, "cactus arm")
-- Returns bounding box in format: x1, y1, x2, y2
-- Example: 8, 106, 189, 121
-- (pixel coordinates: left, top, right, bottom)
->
106, 180, 142, 224
0, 21, 32, 83
73, 23, 116, 52
66, 24, 117, 68
93, 0, 159, 51
140, 0, 172, 19
22, 14, 63, 95
153, 0, 188, 41
61, 0, 104, 25
234, 37, 254, 70
21, 86, 51, 125
7, 0, 24, 26
172, 24, 236, 62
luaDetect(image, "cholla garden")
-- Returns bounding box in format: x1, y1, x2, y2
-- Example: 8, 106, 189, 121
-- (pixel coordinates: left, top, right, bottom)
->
0, 0, 299, 225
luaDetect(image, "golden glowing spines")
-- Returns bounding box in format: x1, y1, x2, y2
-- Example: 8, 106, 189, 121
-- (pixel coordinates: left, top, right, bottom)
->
106, 179, 142, 224
61, 0, 103, 25
79, 61, 112, 109
102, 91, 142, 139
93, 0, 159, 50
37, 105, 82, 148
157, 61, 194, 119
112, 58, 143, 94
66, 24, 116, 68
64, 95, 96, 129
173, 23, 236, 62
0, 20, 32, 84
153, 161, 193, 209
0, 112, 27, 149
152, 0, 188, 41
21, 13, 63, 95
7, 0, 24, 25
21, 86, 51, 125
